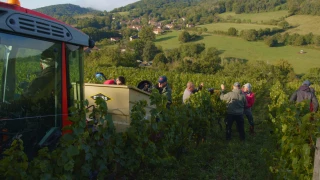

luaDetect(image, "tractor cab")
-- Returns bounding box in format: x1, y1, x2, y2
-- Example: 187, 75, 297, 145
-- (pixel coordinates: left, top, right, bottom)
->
0, 0, 93, 158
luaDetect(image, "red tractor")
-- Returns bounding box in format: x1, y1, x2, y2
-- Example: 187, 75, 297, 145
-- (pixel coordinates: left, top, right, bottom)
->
0, 0, 94, 158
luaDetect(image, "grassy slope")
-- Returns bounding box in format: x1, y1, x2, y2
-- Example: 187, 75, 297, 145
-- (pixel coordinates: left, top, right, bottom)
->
218, 11, 289, 23
198, 23, 278, 32
155, 31, 320, 74
285, 15, 320, 35
218, 11, 320, 35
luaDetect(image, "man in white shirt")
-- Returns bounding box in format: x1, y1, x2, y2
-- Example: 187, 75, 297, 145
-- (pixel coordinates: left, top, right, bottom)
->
183, 82, 195, 104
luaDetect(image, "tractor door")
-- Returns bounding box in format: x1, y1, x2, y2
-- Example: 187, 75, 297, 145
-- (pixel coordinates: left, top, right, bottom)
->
0, 32, 62, 158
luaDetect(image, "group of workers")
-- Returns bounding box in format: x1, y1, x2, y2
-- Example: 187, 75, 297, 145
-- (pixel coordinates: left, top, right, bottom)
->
165, 77, 318, 142
182, 81, 255, 141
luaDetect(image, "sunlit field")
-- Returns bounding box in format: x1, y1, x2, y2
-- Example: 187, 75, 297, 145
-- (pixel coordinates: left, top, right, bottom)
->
218, 11, 289, 23
156, 31, 320, 74
198, 23, 278, 32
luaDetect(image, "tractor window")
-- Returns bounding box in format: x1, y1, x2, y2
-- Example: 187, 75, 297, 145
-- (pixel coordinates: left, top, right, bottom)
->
0, 32, 62, 157
66, 44, 84, 108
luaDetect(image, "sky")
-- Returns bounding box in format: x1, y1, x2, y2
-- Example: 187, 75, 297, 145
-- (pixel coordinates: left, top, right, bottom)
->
0, 0, 140, 11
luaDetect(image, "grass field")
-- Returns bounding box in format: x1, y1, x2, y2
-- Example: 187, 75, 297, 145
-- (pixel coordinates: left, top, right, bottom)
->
285, 15, 320, 35
217, 11, 320, 35
198, 23, 278, 32
74, 14, 95, 19
218, 11, 289, 23
155, 31, 320, 74
117, 11, 130, 16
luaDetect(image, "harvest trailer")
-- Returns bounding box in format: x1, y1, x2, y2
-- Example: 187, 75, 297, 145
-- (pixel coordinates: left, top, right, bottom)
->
0, 0, 94, 157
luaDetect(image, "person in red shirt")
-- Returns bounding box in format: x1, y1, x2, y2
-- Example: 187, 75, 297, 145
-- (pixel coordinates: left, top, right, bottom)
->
103, 79, 115, 85
103, 76, 126, 85
242, 83, 255, 135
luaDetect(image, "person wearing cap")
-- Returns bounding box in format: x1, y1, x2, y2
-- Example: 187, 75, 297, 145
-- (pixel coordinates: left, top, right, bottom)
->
242, 83, 255, 134
157, 75, 172, 108
290, 80, 318, 112
23, 49, 57, 100
220, 82, 247, 141
0, 48, 59, 115
183, 81, 195, 104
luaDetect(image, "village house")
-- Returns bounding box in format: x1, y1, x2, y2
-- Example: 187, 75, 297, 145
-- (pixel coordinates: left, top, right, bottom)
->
120, 20, 127, 25
164, 24, 174, 29
149, 20, 162, 27
153, 28, 163, 35
186, 23, 195, 28
131, 18, 141, 25
148, 19, 157, 26
130, 35, 139, 41
110, 37, 121, 42
128, 25, 142, 31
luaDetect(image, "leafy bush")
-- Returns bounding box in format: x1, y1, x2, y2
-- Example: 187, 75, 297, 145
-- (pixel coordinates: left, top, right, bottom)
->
264, 36, 278, 47
227, 27, 238, 36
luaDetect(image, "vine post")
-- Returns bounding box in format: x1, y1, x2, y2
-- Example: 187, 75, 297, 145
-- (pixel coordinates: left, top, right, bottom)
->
313, 138, 320, 180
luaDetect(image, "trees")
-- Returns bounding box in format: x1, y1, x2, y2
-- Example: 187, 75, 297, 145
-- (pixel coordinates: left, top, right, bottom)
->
278, 20, 290, 29
313, 35, 320, 46
127, 39, 145, 60
200, 47, 222, 73
227, 27, 238, 36
138, 26, 156, 42
153, 53, 168, 65
203, 27, 208, 32
304, 33, 314, 45
288, 0, 320, 15
264, 36, 277, 47
178, 31, 201, 43
152, 53, 168, 70
120, 28, 138, 40
274, 59, 295, 83
241, 29, 258, 41
165, 48, 180, 63
179, 43, 205, 58
142, 41, 158, 61
178, 31, 191, 43
294, 36, 306, 46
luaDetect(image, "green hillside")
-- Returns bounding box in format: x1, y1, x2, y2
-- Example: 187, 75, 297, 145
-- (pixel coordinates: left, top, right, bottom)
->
34, 4, 100, 17
155, 31, 319, 74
